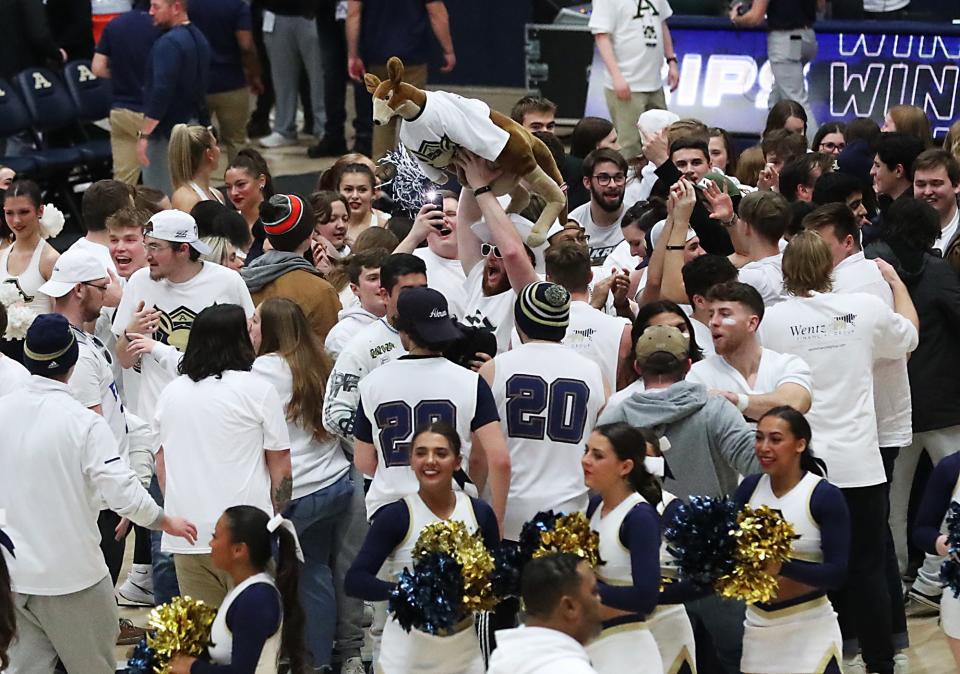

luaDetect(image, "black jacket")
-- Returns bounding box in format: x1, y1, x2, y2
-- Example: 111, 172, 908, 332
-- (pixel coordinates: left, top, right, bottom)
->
866, 240, 960, 432
652, 160, 735, 256
0, 0, 62, 80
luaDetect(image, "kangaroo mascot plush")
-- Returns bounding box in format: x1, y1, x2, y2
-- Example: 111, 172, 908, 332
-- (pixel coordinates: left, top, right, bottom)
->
364, 57, 567, 247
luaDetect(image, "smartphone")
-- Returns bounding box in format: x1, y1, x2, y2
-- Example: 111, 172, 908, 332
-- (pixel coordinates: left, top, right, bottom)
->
424, 191, 444, 209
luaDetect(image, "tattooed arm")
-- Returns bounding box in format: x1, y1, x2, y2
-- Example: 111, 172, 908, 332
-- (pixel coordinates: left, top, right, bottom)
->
265, 449, 293, 514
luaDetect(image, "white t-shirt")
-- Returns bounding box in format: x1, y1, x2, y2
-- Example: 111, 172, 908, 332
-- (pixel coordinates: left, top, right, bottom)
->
155, 370, 290, 554
252, 354, 350, 500
738, 253, 785, 307
759, 291, 918, 488
324, 305, 379, 359
601, 239, 641, 273
568, 201, 625, 266
934, 206, 959, 256
69, 326, 128, 459
67, 237, 117, 274
832, 252, 912, 448
605, 378, 645, 415
687, 347, 812, 424
0, 354, 30, 397
414, 247, 467, 319
680, 305, 716, 357
491, 341, 606, 540
399, 90, 510, 185
462, 264, 516, 353
589, 0, 673, 92
562, 300, 629, 391
112, 262, 255, 418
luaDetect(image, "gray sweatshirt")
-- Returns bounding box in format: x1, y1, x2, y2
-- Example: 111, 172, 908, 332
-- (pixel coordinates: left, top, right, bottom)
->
599, 380, 759, 498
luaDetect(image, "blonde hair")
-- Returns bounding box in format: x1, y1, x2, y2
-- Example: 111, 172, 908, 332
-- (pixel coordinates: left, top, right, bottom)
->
735, 145, 766, 187
169, 124, 217, 191
200, 236, 235, 267
944, 120, 960, 162
887, 105, 932, 147
782, 230, 833, 297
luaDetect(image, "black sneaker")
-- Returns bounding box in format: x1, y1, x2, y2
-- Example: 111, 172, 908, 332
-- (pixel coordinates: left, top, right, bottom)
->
307, 136, 348, 158
906, 587, 941, 612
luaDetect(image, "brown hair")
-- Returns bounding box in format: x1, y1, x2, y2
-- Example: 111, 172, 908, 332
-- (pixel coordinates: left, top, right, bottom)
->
353, 226, 398, 253
887, 105, 933, 147
913, 148, 960, 186
667, 118, 710, 146
761, 129, 807, 164
134, 186, 168, 214
782, 230, 833, 296
944, 120, 960, 163
510, 95, 556, 124
316, 153, 378, 191
802, 202, 860, 249
309, 190, 349, 226
735, 146, 766, 187
737, 190, 790, 245
545, 241, 592, 293
106, 207, 151, 233
256, 298, 332, 441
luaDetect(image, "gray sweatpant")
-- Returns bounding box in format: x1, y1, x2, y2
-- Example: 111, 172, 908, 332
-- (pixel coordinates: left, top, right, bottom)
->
263, 14, 326, 139
767, 28, 818, 134
8, 575, 119, 674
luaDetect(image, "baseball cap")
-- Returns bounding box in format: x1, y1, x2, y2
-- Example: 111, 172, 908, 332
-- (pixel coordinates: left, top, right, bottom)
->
703, 170, 742, 198
396, 287, 463, 345
38, 249, 109, 298
637, 109, 680, 136
23, 313, 79, 376
145, 210, 212, 255
633, 324, 689, 364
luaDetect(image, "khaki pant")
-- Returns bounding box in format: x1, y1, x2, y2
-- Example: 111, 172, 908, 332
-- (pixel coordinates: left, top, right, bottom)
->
207, 87, 251, 163
174, 553, 234, 608
603, 88, 667, 161
8, 575, 118, 674
368, 62, 427, 161
110, 107, 144, 185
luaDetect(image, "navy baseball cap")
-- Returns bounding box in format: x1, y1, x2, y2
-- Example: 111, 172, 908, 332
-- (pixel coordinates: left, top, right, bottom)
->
23, 313, 79, 376
396, 287, 463, 345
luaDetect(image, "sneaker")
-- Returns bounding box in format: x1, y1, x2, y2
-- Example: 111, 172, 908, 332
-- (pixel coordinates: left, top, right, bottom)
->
894, 652, 910, 674
906, 587, 941, 612
340, 657, 366, 674
259, 132, 298, 149
117, 618, 147, 646
841, 655, 866, 674
117, 565, 154, 606
307, 136, 348, 158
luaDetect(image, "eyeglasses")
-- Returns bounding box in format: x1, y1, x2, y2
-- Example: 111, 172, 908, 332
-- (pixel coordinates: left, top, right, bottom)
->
143, 241, 173, 253
81, 281, 109, 291
819, 141, 846, 152
592, 173, 626, 186
480, 242, 503, 258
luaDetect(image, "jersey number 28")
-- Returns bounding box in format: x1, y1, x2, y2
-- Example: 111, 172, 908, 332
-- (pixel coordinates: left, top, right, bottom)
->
375, 400, 457, 467
505, 374, 590, 444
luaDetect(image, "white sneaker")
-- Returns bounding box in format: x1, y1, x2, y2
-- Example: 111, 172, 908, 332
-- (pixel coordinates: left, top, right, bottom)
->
117, 564, 154, 606
362, 602, 374, 628
894, 653, 910, 674
842, 655, 866, 674
340, 657, 366, 674
258, 132, 298, 148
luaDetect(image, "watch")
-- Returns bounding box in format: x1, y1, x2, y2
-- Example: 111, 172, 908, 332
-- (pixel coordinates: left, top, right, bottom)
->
474, 185, 493, 197
666, 56, 678, 64
666, 244, 685, 251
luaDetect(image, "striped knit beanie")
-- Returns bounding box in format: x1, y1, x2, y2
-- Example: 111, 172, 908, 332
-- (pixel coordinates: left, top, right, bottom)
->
514, 281, 570, 342
259, 194, 314, 252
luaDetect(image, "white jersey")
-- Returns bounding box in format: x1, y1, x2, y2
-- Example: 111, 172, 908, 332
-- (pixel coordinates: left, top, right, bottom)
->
322, 318, 406, 441
738, 253, 785, 306
492, 342, 606, 540
400, 90, 510, 185
747, 473, 824, 563
591, 491, 648, 586
414, 247, 467, 319
562, 300, 628, 390
355, 355, 499, 519
568, 202, 625, 266
68, 326, 128, 460
462, 264, 516, 353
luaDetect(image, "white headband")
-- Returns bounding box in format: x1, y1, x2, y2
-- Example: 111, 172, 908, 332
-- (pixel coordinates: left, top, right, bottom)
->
266, 513, 305, 563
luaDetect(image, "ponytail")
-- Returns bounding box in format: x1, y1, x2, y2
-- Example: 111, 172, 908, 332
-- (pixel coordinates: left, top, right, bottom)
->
593, 423, 663, 506
758, 406, 826, 478
222, 506, 306, 674
169, 124, 216, 191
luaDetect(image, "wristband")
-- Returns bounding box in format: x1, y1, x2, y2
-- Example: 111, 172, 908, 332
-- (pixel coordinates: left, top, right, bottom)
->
666, 244, 685, 251
666, 56, 678, 64
721, 215, 738, 228
138, 130, 151, 139
473, 185, 493, 197
736, 393, 749, 412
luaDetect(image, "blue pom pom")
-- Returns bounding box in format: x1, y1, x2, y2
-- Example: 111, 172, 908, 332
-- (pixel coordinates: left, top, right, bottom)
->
518, 510, 559, 563
492, 540, 524, 599
389, 552, 463, 635
664, 496, 738, 588
939, 502, 960, 598
124, 638, 156, 674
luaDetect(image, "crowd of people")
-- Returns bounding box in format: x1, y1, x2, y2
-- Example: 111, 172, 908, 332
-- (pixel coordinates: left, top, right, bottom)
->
1, 1, 960, 674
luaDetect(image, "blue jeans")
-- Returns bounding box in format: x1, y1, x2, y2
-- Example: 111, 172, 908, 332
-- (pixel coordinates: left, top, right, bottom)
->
285, 472, 353, 669
149, 476, 180, 605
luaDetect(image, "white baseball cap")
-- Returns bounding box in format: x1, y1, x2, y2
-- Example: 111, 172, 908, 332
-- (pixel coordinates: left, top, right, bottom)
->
637, 109, 680, 136
39, 248, 109, 298
145, 210, 212, 255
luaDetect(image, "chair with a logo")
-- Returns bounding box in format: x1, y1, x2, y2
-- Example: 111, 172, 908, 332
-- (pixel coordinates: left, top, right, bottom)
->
13, 67, 109, 179
62, 60, 112, 165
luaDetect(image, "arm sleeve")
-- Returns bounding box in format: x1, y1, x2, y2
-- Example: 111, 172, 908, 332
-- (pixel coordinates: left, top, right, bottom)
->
150, 342, 183, 377
913, 453, 960, 554
259, 383, 291, 450
932, 261, 960, 336
776, 354, 812, 392
68, 352, 103, 408
95, 22, 112, 55
345, 502, 409, 601
190, 585, 281, 674
234, 0, 252, 31
872, 298, 919, 360
472, 498, 501, 550
82, 417, 163, 528
353, 398, 373, 444
322, 349, 366, 441
587, 0, 613, 34
778, 480, 850, 590
597, 504, 660, 616
711, 399, 761, 478
144, 38, 181, 121
597, 401, 627, 426
471, 377, 500, 431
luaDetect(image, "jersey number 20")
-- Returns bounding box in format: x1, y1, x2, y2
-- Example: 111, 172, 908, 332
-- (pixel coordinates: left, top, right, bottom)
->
505, 375, 590, 444
375, 400, 457, 467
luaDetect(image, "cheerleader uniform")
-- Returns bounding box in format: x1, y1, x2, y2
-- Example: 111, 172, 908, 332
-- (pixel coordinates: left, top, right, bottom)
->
193, 572, 282, 674
913, 451, 960, 638
585, 493, 663, 674
345, 492, 500, 674
650, 492, 697, 674
0, 239, 52, 360
733, 473, 850, 674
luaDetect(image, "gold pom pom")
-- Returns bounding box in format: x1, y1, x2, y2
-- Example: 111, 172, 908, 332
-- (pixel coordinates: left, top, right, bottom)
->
533, 512, 601, 569
147, 596, 217, 671
715, 505, 797, 604
414, 520, 497, 612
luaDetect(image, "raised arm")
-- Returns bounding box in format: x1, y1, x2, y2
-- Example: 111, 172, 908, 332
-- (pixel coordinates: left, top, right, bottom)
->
456, 183, 485, 275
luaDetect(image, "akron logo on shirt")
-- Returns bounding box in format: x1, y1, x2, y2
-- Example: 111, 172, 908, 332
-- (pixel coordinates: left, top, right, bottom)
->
411, 134, 457, 168
154, 306, 198, 351
787, 313, 857, 340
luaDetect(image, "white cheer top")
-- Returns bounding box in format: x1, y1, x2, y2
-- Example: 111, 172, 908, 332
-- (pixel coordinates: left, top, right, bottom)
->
747, 472, 823, 563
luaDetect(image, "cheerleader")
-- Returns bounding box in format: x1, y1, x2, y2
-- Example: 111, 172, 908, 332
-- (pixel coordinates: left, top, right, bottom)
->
913, 451, 960, 667
168, 505, 306, 674
581, 423, 664, 674
733, 407, 850, 674
638, 429, 698, 674
345, 422, 499, 674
